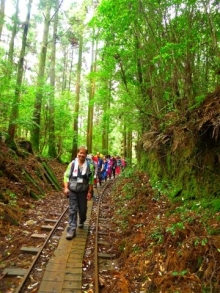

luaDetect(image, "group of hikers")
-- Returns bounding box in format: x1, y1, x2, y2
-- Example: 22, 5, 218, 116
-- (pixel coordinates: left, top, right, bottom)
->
87, 152, 127, 186
63, 146, 127, 240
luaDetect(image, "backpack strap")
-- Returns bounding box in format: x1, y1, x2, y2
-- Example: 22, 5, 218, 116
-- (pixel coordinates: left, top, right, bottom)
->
69, 160, 75, 180
69, 159, 91, 179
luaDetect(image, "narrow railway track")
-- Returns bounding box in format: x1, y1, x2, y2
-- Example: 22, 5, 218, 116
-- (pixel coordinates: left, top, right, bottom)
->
13, 206, 69, 293
1, 179, 120, 293
0, 192, 69, 293
83, 179, 120, 293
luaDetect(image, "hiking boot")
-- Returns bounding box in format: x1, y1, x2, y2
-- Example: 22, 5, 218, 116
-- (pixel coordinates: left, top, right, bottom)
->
66, 230, 76, 240
78, 222, 84, 228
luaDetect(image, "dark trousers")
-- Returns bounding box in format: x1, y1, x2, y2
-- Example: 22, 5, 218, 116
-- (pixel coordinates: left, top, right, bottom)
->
98, 171, 102, 185
67, 190, 87, 232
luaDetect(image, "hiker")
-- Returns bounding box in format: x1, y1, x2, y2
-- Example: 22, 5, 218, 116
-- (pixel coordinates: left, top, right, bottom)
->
96, 152, 103, 186
112, 155, 117, 178
101, 155, 108, 182
116, 155, 122, 176
92, 154, 98, 187
63, 146, 94, 240
87, 154, 97, 198
107, 155, 113, 179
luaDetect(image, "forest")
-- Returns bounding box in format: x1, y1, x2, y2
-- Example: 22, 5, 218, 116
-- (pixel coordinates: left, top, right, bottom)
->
1, 0, 220, 201
0, 0, 220, 292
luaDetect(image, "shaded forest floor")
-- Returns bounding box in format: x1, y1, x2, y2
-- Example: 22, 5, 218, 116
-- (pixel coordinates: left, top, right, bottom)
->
0, 143, 220, 292
109, 172, 220, 292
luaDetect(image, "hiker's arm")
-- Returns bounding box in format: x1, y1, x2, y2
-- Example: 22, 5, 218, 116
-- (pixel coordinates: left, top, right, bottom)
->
87, 183, 93, 200
63, 163, 72, 196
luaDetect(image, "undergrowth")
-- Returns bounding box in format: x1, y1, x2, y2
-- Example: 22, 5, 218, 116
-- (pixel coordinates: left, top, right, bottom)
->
110, 168, 220, 293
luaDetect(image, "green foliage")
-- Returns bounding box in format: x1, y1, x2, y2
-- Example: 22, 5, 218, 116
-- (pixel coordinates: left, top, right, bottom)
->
166, 222, 185, 236
151, 179, 172, 198
171, 270, 188, 277
194, 237, 208, 247
202, 198, 220, 213
120, 166, 136, 178
150, 228, 164, 244
6, 191, 17, 207
2, 0, 220, 198
189, 95, 206, 110
189, 198, 220, 214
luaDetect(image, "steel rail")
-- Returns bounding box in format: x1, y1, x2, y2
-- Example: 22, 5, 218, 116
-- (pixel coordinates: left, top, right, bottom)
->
14, 205, 69, 293
94, 181, 113, 293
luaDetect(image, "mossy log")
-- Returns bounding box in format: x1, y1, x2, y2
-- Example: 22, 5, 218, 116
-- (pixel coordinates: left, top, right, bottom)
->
35, 163, 49, 186
23, 169, 44, 194
29, 189, 40, 200
42, 161, 62, 191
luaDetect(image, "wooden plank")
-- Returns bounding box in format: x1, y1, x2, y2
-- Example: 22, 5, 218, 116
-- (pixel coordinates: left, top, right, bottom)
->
41, 225, 54, 230
38, 280, 63, 292
31, 233, 47, 239
3, 267, 28, 276
98, 253, 116, 259
44, 219, 57, 223
20, 246, 41, 254
62, 280, 82, 289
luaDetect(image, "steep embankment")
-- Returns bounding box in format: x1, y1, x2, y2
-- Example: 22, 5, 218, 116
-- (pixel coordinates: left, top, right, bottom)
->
0, 142, 65, 235
139, 86, 220, 202
108, 171, 220, 292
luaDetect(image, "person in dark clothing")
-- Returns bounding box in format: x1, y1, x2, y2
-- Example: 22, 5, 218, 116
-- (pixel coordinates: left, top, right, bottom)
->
63, 146, 94, 240
96, 152, 103, 185
101, 156, 108, 182
107, 156, 113, 179
112, 156, 117, 178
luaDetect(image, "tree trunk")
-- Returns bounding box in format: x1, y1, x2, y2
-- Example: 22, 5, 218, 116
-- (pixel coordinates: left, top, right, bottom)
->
87, 32, 97, 154
102, 81, 110, 155
0, 0, 5, 39
31, 0, 52, 152
127, 129, 132, 163
48, 0, 59, 158
72, 35, 83, 159
6, 0, 32, 148
8, 0, 19, 66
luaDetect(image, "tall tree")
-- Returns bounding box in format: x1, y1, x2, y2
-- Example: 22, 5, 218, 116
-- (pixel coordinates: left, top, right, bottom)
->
87, 30, 98, 153
72, 34, 83, 159
47, 0, 60, 158
70, 0, 94, 158
6, 0, 32, 148
101, 80, 110, 154
0, 0, 5, 39
30, 0, 52, 152
7, 0, 19, 66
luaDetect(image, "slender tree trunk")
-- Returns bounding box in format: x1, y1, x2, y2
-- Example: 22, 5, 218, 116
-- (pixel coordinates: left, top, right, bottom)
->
87, 33, 98, 153
68, 47, 74, 92
61, 46, 68, 92
122, 123, 127, 157
31, 1, 52, 152
6, 0, 32, 148
127, 129, 132, 162
8, 0, 19, 65
0, 0, 6, 39
101, 80, 110, 155
48, 0, 59, 158
72, 35, 83, 159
